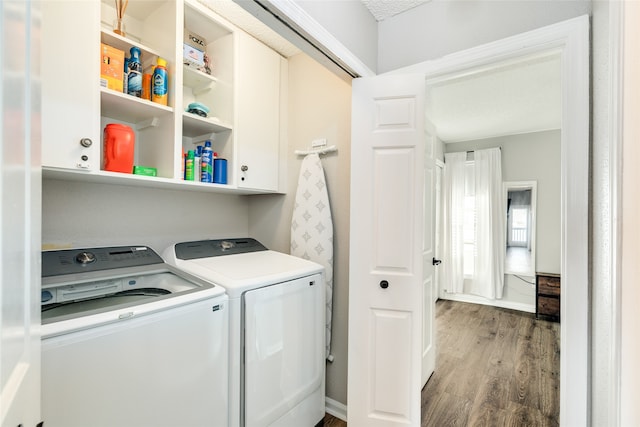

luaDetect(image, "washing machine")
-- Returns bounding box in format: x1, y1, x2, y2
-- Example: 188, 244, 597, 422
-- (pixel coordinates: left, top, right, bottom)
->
163, 238, 325, 427
41, 245, 229, 427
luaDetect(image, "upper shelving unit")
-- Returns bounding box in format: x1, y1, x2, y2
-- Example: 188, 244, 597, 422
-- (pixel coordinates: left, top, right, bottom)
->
41, 0, 283, 194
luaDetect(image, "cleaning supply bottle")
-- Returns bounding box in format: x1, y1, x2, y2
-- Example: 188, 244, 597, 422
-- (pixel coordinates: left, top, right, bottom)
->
201, 140, 213, 183
142, 73, 152, 100
194, 146, 202, 182
152, 57, 168, 105
123, 57, 129, 94
185, 150, 195, 181
127, 46, 143, 97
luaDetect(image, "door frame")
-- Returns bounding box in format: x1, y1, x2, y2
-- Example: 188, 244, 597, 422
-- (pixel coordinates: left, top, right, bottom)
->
389, 15, 590, 425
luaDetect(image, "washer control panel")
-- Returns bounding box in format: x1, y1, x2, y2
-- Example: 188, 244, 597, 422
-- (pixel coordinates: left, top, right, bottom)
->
42, 246, 164, 277
174, 238, 267, 260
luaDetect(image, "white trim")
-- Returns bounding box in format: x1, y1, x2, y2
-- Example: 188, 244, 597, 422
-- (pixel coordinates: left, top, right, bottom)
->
325, 396, 347, 422
608, 2, 623, 425
559, 16, 590, 427
384, 15, 590, 426
268, 0, 375, 78
440, 293, 535, 314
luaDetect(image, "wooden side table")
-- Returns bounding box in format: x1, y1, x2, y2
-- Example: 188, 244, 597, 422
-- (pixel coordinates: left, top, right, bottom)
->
536, 272, 560, 322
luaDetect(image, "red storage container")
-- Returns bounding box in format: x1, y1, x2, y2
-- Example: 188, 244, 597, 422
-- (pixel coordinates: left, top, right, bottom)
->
103, 123, 135, 173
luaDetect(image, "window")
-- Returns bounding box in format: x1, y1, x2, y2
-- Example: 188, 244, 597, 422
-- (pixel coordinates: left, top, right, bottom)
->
510, 207, 529, 245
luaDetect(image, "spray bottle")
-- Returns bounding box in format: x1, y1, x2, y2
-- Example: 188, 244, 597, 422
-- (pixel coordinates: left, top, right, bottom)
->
185, 150, 195, 181
127, 46, 143, 97
201, 140, 213, 183
194, 146, 202, 182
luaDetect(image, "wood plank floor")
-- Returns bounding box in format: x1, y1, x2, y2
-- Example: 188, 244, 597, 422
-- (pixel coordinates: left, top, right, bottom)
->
323, 299, 560, 427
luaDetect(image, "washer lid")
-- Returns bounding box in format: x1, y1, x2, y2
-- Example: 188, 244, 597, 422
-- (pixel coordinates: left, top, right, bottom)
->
41, 269, 224, 324
170, 250, 324, 297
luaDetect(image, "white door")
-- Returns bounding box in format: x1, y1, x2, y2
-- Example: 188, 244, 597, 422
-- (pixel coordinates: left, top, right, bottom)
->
421, 125, 437, 388
434, 163, 443, 303
348, 74, 426, 426
0, 1, 42, 426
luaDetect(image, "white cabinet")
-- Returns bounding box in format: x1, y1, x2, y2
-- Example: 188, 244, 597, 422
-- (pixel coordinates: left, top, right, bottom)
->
41, 0, 100, 171
41, 0, 285, 195
235, 31, 285, 192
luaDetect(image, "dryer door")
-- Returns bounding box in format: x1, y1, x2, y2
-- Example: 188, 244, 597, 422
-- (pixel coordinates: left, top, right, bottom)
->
243, 273, 324, 426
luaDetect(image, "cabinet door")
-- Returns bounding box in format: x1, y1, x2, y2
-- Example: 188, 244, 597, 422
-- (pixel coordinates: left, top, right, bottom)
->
41, 0, 100, 171
235, 32, 282, 192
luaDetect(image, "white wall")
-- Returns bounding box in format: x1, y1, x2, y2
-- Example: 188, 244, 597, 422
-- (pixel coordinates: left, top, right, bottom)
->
378, 0, 591, 73
42, 180, 249, 253
248, 53, 352, 406
620, 2, 640, 424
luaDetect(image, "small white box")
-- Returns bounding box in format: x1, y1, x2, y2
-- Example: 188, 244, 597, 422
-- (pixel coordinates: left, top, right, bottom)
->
183, 43, 204, 67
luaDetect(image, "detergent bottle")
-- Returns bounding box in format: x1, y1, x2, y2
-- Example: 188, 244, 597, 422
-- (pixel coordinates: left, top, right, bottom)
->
152, 57, 168, 105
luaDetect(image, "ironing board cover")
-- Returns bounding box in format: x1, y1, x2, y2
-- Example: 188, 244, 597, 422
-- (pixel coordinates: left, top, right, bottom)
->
290, 153, 333, 359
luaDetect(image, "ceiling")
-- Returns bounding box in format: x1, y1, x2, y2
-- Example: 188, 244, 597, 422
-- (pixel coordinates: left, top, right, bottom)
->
361, 0, 430, 21
425, 53, 562, 143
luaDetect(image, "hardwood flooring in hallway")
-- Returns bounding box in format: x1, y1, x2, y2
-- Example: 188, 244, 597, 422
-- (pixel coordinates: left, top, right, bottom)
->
323, 299, 560, 427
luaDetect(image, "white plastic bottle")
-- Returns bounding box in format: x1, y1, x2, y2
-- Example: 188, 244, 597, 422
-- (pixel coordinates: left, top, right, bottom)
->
194, 146, 202, 182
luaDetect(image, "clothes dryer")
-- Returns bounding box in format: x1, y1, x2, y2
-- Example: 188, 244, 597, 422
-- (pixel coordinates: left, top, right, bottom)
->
163, 238, 325, 427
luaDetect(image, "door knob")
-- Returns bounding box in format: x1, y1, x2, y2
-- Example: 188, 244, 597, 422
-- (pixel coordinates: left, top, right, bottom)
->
79, 137, 92, 147
432, 258, 442, 266
380, 280, 389, 289
241, 165, 248, 172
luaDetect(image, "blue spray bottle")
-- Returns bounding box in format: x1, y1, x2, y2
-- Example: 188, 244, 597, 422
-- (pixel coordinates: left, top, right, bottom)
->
201, 140, 213, 183
127, 46, 143, 97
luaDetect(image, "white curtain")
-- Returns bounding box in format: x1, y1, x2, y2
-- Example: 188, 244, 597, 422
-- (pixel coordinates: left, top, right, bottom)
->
442, 152, 467, 294
471, 148, 506, 299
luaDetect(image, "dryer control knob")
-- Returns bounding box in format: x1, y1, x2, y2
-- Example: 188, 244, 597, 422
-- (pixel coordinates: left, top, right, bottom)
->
75, 251, 96, 265
220, 240, 235, 250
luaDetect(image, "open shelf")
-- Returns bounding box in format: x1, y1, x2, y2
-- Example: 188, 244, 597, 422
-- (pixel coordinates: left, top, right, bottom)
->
182, 112, 232, 137
43, 167, 279, 195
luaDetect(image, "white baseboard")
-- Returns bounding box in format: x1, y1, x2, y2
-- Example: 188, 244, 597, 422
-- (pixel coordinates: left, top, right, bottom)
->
439, 292, 535, 314
325, 397, 347, 421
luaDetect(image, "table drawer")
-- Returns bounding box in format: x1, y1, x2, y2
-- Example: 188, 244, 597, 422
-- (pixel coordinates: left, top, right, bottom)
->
537, 274, 560, 296
537, 295, 560, 318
